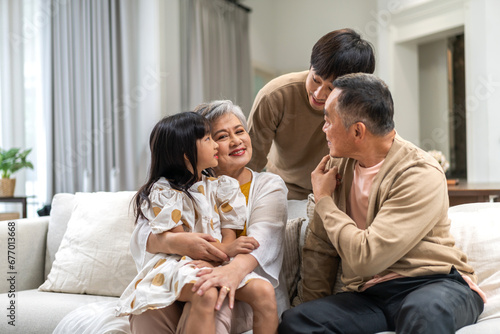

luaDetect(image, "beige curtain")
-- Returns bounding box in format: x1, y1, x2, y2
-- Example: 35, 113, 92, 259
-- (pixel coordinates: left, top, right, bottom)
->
180, 0, 252, 114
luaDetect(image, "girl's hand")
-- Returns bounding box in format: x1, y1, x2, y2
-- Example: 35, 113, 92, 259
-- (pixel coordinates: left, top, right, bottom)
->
189, 260, 216, 269
223, 236, 259, 257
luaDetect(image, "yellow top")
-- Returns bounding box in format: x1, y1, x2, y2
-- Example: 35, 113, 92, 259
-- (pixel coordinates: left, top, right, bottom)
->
236, 180, 251, 237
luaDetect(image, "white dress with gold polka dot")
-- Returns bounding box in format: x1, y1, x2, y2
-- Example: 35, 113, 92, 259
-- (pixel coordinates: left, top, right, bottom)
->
116, 175, 269, 316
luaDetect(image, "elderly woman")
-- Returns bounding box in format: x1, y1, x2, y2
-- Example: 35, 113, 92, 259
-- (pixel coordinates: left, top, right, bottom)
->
129, 100, 289, 334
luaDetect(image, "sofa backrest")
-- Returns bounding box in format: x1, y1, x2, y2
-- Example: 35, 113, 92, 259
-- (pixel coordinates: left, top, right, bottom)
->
45, 193, 77, 277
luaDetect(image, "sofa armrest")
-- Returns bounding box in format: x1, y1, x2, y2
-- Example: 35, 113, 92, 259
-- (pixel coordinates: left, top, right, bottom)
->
0, 217, 49, 293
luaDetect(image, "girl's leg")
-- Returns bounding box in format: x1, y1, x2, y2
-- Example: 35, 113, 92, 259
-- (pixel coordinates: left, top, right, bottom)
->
178, 283, 219, 334
235, 279, 278, 334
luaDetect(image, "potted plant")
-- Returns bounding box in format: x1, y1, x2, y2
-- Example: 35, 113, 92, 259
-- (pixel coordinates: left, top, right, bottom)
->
0, 148, 34, 197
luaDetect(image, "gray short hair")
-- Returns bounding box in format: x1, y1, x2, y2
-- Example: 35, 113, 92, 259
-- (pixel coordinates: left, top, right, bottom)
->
333, 73, 394, 136
194, 100, 248, 130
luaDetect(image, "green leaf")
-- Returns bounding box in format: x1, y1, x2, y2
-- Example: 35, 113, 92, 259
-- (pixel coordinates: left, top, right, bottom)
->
0, 147, 33, 178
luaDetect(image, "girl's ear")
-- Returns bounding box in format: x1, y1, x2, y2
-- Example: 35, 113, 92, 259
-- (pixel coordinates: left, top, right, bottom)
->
184, 153, 194, 174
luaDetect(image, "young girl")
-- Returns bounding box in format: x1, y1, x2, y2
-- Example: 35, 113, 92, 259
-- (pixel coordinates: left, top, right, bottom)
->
116, 112, 278, 334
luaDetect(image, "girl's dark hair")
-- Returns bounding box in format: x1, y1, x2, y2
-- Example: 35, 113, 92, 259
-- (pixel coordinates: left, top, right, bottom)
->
133, 112, 213, 223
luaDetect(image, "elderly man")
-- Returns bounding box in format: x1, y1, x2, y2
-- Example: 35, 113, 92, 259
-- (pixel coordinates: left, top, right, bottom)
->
279, 73, 485, 333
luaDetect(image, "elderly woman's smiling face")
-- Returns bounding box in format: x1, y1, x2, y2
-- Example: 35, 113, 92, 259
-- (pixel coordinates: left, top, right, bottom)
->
210, 113, 252, 174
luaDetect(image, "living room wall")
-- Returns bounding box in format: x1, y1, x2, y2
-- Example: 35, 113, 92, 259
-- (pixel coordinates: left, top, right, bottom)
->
376, 0, 500, 183
249, 0, 378, 76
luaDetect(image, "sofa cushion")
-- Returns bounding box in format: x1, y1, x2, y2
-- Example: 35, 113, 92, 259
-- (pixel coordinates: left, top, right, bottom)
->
448, 203, 500, 322
39, 191, 137, 297
0, 289, 118, 334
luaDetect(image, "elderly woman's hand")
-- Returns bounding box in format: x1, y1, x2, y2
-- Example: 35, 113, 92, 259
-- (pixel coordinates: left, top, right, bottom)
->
147, 231, 229, 263
192, 254, 258, 310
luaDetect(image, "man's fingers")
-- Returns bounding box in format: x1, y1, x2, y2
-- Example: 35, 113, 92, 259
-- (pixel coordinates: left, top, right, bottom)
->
313, 155, 331, 173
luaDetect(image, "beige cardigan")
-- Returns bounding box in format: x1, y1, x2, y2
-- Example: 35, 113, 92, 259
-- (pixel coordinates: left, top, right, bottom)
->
301, 135, 476, 301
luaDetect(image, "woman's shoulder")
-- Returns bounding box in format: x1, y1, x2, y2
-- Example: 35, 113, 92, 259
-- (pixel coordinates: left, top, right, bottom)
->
252, 170, 286, 185
250, 170, 287, 194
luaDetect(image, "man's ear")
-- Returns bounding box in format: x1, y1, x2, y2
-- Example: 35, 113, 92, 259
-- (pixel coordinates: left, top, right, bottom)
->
352, 122, 366, 140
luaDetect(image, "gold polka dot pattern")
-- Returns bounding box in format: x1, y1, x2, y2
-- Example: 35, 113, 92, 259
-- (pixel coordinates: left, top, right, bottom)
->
153, 258, 166, 269
171, 209, 181, 223
153, 207, 161, 217
152, 273, 165, 286
198, 185, 205, 195
220, 202, 233, 213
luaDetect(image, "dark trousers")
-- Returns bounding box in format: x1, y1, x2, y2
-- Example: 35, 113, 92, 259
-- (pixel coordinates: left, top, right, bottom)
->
279, 268, 484, 334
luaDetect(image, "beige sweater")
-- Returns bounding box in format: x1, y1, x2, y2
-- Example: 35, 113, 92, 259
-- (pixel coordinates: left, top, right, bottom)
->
301, 135, 476, 301
247, 71, 329, 200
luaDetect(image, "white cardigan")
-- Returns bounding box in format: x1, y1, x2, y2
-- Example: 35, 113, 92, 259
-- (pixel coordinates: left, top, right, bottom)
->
130, 169, 290, 314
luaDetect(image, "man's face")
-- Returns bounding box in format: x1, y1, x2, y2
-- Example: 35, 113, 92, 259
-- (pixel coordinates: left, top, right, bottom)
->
305, 67, 334, 111
322, 88, 352, 158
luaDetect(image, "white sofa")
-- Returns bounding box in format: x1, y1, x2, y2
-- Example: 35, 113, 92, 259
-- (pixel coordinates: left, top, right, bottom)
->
1, 192, 499, 333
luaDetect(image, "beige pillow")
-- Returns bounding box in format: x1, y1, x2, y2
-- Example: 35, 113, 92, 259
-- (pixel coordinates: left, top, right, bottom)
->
39, 191, 137, 297
293, 194, 344, 306
282, 217, 306, 301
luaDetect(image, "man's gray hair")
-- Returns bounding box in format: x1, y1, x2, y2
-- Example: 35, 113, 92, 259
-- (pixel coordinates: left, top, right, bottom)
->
333, 73, 395, 136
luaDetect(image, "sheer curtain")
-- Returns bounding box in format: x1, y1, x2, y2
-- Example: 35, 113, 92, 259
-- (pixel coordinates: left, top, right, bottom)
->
180, 0, 252, 114
0, 0, 52, 213
0, 0, 26, 192
52, 0, 144, 194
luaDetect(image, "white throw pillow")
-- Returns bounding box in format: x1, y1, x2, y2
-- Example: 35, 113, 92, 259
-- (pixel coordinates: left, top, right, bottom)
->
39, 191, 137, 297
448, 203, 500, 322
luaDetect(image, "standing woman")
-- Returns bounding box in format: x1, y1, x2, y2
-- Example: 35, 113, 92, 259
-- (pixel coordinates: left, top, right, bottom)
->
130, 100, 288, 334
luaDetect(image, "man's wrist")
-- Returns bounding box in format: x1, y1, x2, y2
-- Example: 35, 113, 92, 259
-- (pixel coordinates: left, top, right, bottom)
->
314, 192, 330, 202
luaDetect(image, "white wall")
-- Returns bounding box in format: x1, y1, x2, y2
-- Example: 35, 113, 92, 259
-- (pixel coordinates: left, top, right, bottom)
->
464, 0, 500, 182
377, 0, 500, 182
249, 0, 378, 75
418, 39, 449, 155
